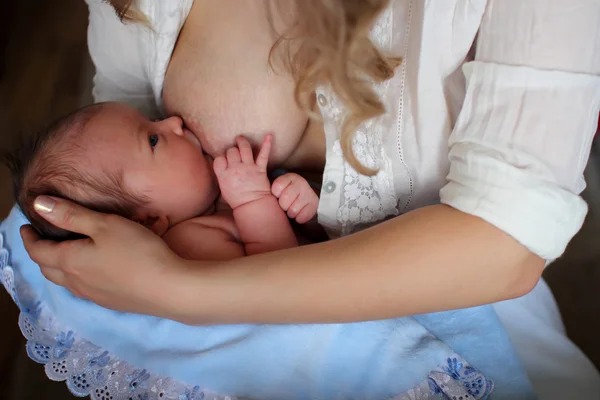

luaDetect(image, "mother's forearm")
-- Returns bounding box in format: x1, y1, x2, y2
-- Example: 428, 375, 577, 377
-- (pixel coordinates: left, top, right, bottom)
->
174, 205, 544, 324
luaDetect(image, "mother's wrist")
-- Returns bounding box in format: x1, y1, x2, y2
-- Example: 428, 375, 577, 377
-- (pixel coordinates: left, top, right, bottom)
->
160, 258, 226, 325
174, 258, 262, 325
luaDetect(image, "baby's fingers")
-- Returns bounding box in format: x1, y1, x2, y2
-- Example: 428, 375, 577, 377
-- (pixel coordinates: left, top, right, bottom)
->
236, 136, 254, 164
277, 184, 301, 211
286, 200, 303, 219
287, 196, 312, 220
213, 156, 228, 176
255, 134, 273, 172
226, 147, 241, 164
271, 174, 294, 198
295, 202, 318, 224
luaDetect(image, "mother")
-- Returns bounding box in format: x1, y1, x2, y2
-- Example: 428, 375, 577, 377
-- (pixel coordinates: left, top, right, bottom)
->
21, 0, 600, 398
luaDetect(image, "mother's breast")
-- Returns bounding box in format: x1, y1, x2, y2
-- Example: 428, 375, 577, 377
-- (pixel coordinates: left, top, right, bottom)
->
162, 47, 308, 167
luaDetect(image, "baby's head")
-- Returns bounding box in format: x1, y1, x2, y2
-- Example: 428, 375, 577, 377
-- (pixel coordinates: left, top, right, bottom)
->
6, 102, 218, 240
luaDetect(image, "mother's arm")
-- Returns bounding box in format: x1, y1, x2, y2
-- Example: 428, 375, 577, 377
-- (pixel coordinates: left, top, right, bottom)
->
22, 197, 541, 323
22, 0, 600, 325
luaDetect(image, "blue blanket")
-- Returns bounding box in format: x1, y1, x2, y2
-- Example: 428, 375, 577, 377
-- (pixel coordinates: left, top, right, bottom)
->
0, 206, 536, 399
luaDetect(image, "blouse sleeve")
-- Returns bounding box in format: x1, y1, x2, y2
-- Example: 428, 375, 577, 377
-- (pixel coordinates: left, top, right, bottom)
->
439, 0, 600, 260
85, 0, 159, 117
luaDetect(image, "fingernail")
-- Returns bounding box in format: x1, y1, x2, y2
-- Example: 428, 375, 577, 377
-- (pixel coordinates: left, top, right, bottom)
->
34, 196, 55, 213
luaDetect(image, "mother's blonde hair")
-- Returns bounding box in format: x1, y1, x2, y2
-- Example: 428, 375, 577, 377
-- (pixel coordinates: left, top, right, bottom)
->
107, 0, 399, 175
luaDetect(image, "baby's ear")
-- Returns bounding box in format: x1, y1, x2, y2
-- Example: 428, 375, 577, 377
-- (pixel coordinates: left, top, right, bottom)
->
134, 214, 169, 237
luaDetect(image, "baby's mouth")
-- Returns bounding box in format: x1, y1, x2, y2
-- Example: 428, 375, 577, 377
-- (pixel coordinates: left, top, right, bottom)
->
183, 128, 203, 150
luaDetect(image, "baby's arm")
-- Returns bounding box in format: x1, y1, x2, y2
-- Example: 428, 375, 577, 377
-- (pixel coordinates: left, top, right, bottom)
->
214, 135, 298, 255
163, 218, 245, 261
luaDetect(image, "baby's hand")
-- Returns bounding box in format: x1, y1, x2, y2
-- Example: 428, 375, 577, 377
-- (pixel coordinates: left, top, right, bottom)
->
271, 173, 319, 224
214, 135, 272, 210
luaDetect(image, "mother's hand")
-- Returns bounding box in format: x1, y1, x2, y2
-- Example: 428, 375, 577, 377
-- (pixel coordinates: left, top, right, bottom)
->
21, 196, 190, 318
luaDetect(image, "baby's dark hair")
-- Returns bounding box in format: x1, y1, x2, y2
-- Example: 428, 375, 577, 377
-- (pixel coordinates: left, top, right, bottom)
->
4, 103, 149, 241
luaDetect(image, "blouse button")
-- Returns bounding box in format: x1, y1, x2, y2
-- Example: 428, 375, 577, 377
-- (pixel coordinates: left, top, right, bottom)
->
317, 93, 328, 107
323, 181, 336, 194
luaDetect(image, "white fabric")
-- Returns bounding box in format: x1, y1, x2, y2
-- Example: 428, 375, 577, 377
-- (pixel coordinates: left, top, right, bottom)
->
87, 0, 194, 118
494, 279, 600, 399
86, 0, 600, 259
85, 0, 600, 397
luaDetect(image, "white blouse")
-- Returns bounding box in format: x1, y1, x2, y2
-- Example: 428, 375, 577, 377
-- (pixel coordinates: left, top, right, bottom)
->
86, 0, 600, 260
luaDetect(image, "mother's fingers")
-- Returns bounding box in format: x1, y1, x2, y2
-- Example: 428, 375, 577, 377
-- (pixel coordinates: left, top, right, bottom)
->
20, 224, 41, 245
40, 266, 67, 287
20, 224, 89, 271
20, 224, 55, 264
32, 196, 108, 237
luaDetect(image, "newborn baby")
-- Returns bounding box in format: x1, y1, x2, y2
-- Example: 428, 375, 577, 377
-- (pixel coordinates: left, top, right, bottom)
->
7, 102, 319, 260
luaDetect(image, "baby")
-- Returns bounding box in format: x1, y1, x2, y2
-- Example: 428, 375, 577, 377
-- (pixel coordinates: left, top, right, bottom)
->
6, 102, 319, 260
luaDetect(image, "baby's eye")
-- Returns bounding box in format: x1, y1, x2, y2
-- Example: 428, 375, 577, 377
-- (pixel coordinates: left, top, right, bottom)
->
148, 134, 159, 149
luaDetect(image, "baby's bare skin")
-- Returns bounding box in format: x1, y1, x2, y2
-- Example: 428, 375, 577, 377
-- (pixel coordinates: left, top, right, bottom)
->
163, 136, 319, 260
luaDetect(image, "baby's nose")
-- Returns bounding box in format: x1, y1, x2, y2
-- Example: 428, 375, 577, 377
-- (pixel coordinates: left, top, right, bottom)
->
161, 116, 184, 136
